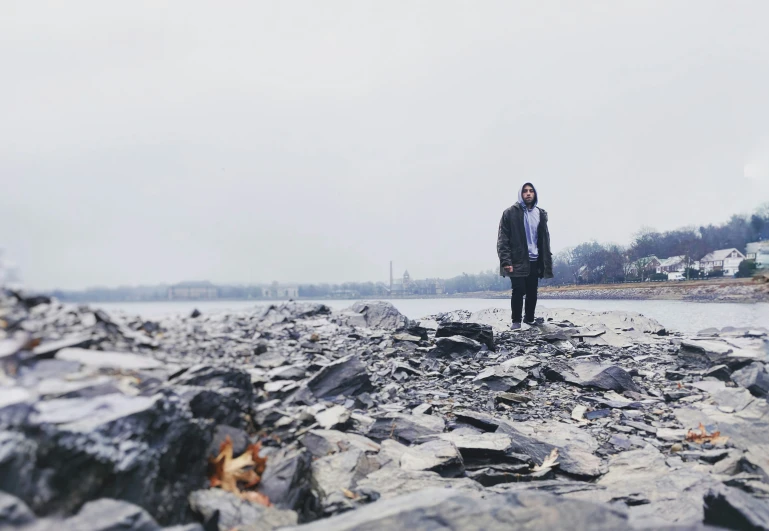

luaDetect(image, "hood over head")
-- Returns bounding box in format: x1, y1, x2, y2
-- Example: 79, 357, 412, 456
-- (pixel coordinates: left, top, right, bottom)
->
518, 182, 538, 208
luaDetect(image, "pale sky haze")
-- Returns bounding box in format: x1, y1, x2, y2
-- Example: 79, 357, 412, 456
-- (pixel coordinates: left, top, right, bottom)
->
2, 1, 769, 289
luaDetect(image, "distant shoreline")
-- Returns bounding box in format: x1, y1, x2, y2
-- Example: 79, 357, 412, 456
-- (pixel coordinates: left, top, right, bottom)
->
68, 278, 769, 305
486, 277, 769, 303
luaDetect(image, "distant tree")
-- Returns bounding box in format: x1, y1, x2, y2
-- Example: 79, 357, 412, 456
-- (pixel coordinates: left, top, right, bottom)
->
736, 259, 758, 278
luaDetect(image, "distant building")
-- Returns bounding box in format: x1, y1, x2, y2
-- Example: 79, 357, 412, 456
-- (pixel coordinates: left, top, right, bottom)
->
657, 255, 699, 274
412, 278, 445, 295
168, 281, 219, 300
699, 248, 746, 276
331, 289, 360, 298
746, 241, 769, 269
628, 256, 660, 278
390, 270, 412, 296
263, 282, 299, 299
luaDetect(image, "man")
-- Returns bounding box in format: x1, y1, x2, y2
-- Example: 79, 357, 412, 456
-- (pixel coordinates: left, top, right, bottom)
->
497, 182, 553, 329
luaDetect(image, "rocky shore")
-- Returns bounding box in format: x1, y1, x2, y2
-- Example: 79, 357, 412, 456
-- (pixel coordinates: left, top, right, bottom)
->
537, 277, 769, 302
2, 289, 769, 530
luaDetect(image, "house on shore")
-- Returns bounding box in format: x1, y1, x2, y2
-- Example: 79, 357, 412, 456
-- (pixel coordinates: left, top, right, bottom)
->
746, 241, 769, 269
168, 281, 219, 300
699, 248, 746, 276
657, 256, 699, 274
627, 256, 661, 279
262, 282, 299, 299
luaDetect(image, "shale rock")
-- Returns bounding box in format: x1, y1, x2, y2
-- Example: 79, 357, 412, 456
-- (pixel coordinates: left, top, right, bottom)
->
348, 301, 410, 330
285, 488, 631, 531
435, 322, 494, 351
189, 488, 298, 531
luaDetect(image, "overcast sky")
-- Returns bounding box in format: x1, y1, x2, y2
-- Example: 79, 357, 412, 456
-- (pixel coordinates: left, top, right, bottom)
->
3, 1, 769, 290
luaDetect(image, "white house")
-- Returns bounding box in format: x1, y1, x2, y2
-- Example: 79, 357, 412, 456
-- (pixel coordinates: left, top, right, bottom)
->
746, 241, 769, 270
699, 248, 746, 276
263, 282, 299, 299
656, 255, 699, 274
168, 281, 219, 300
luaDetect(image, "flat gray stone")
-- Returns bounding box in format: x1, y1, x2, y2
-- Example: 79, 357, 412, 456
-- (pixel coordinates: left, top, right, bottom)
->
284, 488, 631, 531
399, 439, 464, 477
189, 488, 298, 531
368, 413, 445, 444
56, 347, 163, 370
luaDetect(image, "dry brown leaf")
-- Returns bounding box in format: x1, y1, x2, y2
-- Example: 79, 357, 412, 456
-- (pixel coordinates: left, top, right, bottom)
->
686, 423, 729, 445
208, 436, 270, 506
342, 488, 358, 499
532, 448, 559, 472
23, 337, 41, 350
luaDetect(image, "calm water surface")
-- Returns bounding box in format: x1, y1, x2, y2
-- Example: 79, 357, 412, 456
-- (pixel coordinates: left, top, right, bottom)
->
92, 298, 769, 335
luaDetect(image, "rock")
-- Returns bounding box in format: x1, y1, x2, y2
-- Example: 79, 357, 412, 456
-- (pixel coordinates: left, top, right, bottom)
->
4, 392, 210, 525
283, 488, 631, 531
571, 405, 587, 421
60, 498, 163, 531
473, 364, 527, 392
496, 392, 531, 405
171, 365, 254, 428
355, 469, 483, 500
704, 486, 769, 531
623, 420, 657, 434
453, 409, 503, 432
430, 336, 483, 358
596, 445, 718, 527
189, 489, 298, 531
466, 465, 535, 486
315, 405, 350, 429
301, 429, 380, 458
190, 309, 201, 318
412, 403, 433, 415
348, 301, 410, 330
56, 347, 164, 370
0, 491, 35, 528
664, 369, 686, 381
257, 448, 313, 515
496, 422, 605, 479
311, 448, 371, 515
584, 409, 611, 420
705, 364, 732, 381
584, 366, 641, 394
393, 333, 421, 343
435, 322, 494, 351
305, 355, 373, 399
32, 334, 96, 359
656, 428, 688, 442
436, 432, 514, 458
732, 362, 769, 397
367, 413, 445, 444
399, 439, 464, 477
207, 424, 250, 458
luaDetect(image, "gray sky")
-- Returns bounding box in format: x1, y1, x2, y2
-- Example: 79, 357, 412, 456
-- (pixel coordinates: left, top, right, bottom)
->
3, 1, 769, 290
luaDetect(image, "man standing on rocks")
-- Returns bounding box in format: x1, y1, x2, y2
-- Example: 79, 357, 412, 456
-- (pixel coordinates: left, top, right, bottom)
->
497, 182, 553, 329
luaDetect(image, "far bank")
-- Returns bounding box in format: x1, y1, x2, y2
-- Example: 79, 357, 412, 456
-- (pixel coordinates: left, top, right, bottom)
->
462, 277, 769, 303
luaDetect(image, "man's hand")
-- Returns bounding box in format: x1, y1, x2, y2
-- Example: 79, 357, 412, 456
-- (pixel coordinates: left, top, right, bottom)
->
504, 266, 513, 274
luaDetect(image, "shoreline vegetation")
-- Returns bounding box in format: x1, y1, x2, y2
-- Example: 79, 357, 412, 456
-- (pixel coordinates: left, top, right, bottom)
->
294, 276, 769, 303
82, 277, 769, 304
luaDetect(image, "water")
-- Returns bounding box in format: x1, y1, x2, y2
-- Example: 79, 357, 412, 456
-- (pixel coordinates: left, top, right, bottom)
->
91, 298, 769, 335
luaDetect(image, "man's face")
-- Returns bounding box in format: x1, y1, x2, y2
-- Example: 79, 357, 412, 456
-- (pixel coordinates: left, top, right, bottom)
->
522, 185, 535, 205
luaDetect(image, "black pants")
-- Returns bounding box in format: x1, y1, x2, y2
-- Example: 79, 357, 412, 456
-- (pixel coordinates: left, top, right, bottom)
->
510, 261, 539, 323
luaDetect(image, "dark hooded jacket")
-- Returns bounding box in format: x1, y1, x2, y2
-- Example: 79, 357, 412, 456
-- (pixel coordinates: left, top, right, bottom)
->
497, 183, 553, 279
